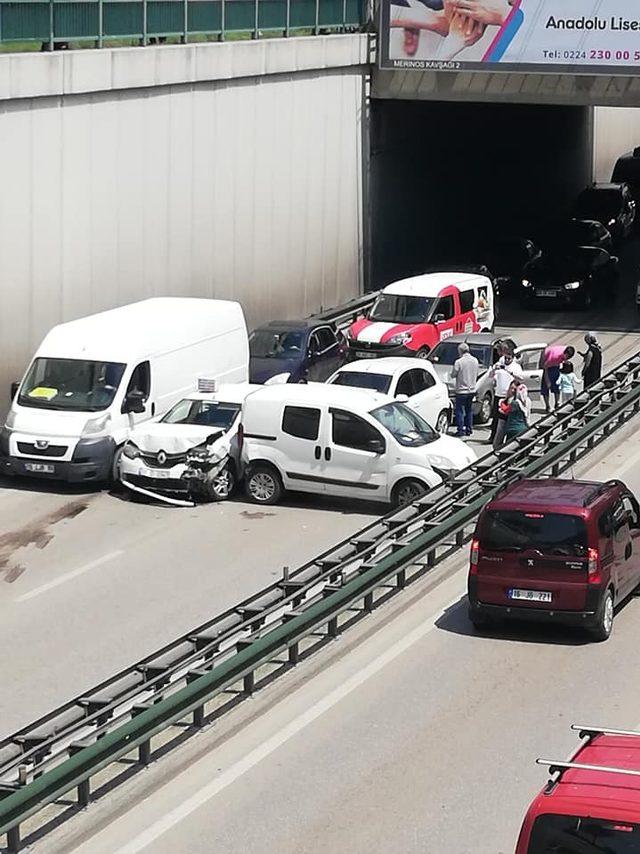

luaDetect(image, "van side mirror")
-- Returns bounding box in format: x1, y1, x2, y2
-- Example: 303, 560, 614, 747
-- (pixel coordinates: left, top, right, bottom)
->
367, 438, 385, 454
433, 313, 445, 323
123, 390, 146, 414
10, 381, 19, 400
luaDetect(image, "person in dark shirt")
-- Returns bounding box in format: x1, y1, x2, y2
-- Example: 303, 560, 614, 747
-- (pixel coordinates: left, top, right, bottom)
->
582, 332, 603, 389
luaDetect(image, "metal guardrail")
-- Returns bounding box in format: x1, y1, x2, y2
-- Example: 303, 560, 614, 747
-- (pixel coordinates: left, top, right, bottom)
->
311, 289, 378, 330
0, 0, 367, 49
2, 352, 640, 850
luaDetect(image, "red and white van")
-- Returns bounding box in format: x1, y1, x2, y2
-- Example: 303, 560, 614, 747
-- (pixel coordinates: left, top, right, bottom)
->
346, 271, 495, 360
516, 725, 640, 852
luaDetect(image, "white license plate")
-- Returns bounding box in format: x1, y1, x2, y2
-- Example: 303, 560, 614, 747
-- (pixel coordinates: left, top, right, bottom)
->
355, 351, 378, 359
535, 289, 557, 298
139, 467, 172, 479
509, 589, 552, 603
25, 463, 54, 474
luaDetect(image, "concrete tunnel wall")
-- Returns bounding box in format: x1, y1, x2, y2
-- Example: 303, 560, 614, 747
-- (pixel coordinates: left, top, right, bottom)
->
0, 36, 369, 407
369, 100, 594, 289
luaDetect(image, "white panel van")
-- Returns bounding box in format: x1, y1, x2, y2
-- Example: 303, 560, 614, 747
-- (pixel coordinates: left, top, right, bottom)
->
240, 384, 476, 507
0, 298, 249, 483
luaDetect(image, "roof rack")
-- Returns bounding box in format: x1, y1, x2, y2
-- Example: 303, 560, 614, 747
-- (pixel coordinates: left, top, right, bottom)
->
572, 724, 640, 739
582, 479, 623, 507
537, 759, 640, 780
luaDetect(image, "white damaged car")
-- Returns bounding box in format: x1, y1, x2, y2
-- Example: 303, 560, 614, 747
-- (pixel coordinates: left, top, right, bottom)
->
119, 383, 260, 505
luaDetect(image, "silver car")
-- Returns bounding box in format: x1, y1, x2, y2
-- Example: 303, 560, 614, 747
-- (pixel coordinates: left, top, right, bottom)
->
427, 333, 547, 423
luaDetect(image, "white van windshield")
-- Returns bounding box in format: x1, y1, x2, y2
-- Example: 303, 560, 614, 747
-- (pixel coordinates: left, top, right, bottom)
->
369, 295, 435, 324
18, 358, 126, 412
370, 402, 438, 447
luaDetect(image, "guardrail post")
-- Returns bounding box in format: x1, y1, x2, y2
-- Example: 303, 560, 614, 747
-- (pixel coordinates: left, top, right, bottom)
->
97, 0, 103, 47
364, 591, 374, 613
185, 672, 206, 727
7, 825, 20, 854
236, 639, 255, 695
342, 0, 346, 30
131, 705, 152, 762
314, 0, 319, 34
427, 549, 435, 568
253, 0, 258, 38
142, 0, 148, 45
396, 567, 406, 589
182, 0, 188, 43
285, 0, 290, 35
219, 0, 225, 40
68, 745, 90, 807
455, 529, 464, 547
48, 0, 54, 51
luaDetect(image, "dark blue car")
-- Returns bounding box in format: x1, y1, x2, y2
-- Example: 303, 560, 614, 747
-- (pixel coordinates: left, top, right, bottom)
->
249, 320, 347, 384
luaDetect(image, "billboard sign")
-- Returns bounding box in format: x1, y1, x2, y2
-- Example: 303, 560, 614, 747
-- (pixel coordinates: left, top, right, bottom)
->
379, 0, 640, 74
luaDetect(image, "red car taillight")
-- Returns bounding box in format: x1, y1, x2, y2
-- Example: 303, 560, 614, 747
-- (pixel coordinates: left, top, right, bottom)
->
588, 547, 601, 584
469, 538, 480, 575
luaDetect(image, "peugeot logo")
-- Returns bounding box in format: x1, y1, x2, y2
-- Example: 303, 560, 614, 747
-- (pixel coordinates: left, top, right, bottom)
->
157, 451, 167, 465
35, 440, 49, 450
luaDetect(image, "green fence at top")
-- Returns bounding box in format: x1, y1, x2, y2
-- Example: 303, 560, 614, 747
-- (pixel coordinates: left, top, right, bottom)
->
0, 0, 367, 47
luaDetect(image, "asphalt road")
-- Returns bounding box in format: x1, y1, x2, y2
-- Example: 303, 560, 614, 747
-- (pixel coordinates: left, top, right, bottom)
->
41, 413, 640, 854
1, 319, 640, 743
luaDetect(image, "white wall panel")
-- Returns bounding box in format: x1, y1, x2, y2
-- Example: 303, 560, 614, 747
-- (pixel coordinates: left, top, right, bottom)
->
0, 65, 365, 406
594, 107, 640, 182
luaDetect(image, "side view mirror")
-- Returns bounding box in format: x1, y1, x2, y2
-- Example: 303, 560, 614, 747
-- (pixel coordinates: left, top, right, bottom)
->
10, 381, 19, 400
396, 394, 409, 403
123, 389, 146, 414
367, 438, 385, 455
433, 313, 445, 324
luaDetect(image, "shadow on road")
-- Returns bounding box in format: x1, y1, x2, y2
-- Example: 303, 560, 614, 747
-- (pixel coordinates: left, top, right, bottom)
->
436, 595, 591, 647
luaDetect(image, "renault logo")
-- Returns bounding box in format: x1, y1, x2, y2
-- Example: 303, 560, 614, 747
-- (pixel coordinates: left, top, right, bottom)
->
157, 451, 167, 465
35, 440, 49, 450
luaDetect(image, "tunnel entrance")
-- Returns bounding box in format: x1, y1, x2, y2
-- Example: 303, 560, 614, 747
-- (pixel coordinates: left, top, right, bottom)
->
369, 99, 593, 289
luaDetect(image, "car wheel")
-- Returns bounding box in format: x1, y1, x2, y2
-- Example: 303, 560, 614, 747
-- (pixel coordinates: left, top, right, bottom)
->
210, 465, 235, 501
435, 410, 450, 434
590, 588, 614, 642
245, 465, 283, 505
415, 347, 430, 360
475, 393, 492, 425
110, 446, 124, 485
391, 478, 427, 507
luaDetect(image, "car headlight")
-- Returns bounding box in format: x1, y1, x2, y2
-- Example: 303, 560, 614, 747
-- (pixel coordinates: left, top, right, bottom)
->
4, 410, 16, 430
387, 332, 413, 346
81, 413, 111, 436
122, 442, 139, 459
564, 281, 580, 291
521, 279, 531, 288
608, 218, 616, 227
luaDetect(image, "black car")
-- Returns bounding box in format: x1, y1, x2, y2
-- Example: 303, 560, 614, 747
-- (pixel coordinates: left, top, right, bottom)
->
572, 183, 636, 243
521, 246, 619, 310
249, 319, 347, 384
536, 218, 613, 253
612, 147, 640, 209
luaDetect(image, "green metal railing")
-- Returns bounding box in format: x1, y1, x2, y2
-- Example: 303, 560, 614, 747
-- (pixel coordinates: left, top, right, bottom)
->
0, 0, 368, 49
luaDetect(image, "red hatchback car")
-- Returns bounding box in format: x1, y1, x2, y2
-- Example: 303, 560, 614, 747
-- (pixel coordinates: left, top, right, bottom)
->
516, 725, 640, 852
468, 479, 640, 641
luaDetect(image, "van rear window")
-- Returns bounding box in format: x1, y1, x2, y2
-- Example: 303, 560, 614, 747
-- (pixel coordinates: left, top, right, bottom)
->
528, 814, 640, 852
479, 511, 587, 557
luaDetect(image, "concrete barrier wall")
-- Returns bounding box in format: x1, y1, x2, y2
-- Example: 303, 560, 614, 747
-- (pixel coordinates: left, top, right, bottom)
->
0, 35, 369, 403
593, 106, 640, 182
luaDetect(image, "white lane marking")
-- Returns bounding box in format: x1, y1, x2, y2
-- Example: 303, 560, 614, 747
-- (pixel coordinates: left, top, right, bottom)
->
16, 550, 123, 602
112, 592, 465, 854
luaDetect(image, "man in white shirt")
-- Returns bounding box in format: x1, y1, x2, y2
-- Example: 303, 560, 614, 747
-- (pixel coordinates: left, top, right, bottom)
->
489, 350, 523, 444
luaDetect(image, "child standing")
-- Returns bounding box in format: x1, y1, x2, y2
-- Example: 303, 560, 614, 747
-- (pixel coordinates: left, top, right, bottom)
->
559, 361, 579, 404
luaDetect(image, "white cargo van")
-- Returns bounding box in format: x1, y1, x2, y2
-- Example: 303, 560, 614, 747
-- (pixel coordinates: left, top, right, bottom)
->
0, 298, 249, 483
240, 384, 476, 507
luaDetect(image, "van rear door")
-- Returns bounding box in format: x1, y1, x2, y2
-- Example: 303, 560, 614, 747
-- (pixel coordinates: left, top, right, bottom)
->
475, 510, 590, 611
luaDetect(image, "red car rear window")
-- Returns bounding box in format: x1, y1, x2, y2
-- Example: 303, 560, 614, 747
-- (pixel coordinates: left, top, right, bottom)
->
479, 510, 587, 557
528, 814, 639, 852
